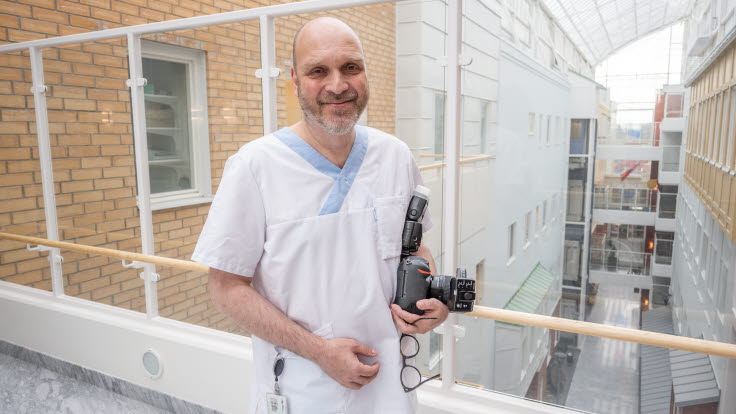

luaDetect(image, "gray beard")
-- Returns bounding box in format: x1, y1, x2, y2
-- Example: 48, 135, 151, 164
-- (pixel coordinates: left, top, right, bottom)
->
297, 90, 365, 135
302, 105, 361, 135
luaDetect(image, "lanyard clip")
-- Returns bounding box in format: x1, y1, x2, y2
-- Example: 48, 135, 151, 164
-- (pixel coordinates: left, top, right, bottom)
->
273, 353, 285, 395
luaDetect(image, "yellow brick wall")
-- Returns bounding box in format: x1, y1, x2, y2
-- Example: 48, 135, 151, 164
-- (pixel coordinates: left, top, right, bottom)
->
685, 41, 736, 242
0, 0, 396, 336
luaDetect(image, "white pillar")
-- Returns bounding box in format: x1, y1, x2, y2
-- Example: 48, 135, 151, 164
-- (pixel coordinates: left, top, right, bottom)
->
127, 33, 159, 318
29, 47, 64, 297
441, 0, 463, 390
259, 15, 279, 135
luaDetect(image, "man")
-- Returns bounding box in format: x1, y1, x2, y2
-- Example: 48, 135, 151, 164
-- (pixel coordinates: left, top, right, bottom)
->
192, 17, 449, 413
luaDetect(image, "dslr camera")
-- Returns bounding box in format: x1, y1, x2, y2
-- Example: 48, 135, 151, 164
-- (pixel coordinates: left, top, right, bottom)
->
393, 186, 476, 315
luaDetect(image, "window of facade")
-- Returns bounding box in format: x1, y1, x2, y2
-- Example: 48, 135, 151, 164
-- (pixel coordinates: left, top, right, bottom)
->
728, 87, 736, 169
717, 260, 728, 314
141, 40, 212, 210
480, 101, 489, 153
524, 212, 531, 247
542, 200, 548, 228
535, 205, 540, 235
508, 223, 516, 262
569, 119, 589, 154
529, 112, 536, 135
537, 114, 543, 137
718, 90, 730, 165
546, 116, 551, 144
655, 231, 675, 265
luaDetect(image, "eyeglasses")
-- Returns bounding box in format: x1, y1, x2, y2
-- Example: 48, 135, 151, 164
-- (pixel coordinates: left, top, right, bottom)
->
399, 333, 441, 392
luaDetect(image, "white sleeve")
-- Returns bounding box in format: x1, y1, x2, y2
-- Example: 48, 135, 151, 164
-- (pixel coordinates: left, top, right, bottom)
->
407, 148, 434, 233
191, 153, 265, 277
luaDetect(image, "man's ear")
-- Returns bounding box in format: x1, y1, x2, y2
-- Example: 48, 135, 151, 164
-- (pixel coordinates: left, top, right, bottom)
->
290, 67, 298, 97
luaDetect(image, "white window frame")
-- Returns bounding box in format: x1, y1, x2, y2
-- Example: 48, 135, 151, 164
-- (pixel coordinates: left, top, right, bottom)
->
542, 200, 548, 229
141, 40, 212, 211
528, 112, 536, 136
507, 222, 516, 265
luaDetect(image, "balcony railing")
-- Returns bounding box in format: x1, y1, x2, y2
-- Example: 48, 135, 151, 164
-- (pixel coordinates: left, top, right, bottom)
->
589, 248, 652, 275
593, 186, 656, 212
597, 122, 659, 146
1, 231, 732, 358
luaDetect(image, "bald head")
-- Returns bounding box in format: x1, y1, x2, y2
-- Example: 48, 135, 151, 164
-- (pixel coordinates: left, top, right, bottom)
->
292, 17, 364, 71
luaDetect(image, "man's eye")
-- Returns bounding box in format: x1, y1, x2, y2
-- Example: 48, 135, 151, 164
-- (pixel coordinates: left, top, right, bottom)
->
309, 68, 324, 75
346, 65, 360, 72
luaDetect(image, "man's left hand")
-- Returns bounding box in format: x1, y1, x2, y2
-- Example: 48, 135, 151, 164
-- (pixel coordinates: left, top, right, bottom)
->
390, 299, 449, 334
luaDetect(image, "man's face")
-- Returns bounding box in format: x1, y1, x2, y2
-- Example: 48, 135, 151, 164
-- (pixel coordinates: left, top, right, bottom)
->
292, 25, 369, 135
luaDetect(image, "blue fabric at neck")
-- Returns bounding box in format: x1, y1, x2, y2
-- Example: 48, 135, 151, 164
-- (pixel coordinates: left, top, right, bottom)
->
273, 126, 368, 215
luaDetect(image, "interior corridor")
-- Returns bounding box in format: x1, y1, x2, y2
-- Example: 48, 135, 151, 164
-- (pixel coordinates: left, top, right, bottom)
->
565, 285, 641, 413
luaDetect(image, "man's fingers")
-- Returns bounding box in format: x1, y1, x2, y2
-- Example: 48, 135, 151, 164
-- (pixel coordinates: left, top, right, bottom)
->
353, 370, 378, 385
344, 381, 361, 390
351, 341, 378, 357
360, 369, 379, 382
391, 309, 418, 334
390, 304, 421, 323
358, 361, 380, 377
416, 298, 442, 311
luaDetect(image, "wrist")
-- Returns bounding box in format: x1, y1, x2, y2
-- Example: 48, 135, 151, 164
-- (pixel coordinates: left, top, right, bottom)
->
303, 335, 328, 364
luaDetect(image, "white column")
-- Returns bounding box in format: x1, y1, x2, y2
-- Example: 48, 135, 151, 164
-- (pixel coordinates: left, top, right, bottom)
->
441, 0, 463, 390
127, 33, 159, 318
29, 47, 64, 297
259, 15, 279, 135
579, 119, 596, 320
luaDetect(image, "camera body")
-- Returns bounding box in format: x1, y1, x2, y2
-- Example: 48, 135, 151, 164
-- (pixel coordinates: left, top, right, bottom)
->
393, 186, 476, 315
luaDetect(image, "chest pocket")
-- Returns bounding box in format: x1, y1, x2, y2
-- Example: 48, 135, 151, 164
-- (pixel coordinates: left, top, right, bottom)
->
374, 196, 406, 260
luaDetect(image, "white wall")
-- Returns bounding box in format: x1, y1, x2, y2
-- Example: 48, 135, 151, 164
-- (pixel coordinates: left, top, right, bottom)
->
671, 182, 736, 412
475, 40, 568, 394
396, 0, 583, 399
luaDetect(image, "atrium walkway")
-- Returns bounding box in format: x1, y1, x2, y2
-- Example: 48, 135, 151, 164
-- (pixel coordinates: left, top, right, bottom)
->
565, 285, 641, 413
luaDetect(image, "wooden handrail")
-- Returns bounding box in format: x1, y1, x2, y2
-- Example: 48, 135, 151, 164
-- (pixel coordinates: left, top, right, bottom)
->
2, 231, 736, 359
0, 231, 208, 273
417, 155, 492, 171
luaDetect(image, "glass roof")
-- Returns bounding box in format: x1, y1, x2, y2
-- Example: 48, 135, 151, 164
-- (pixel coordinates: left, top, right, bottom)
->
542, 0, 691, 64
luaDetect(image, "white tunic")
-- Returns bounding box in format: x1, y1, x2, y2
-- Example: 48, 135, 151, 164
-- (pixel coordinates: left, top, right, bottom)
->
192, 125, 432, 413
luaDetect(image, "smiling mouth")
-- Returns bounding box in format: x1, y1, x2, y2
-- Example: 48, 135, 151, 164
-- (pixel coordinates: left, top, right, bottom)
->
323, 99, 354, 105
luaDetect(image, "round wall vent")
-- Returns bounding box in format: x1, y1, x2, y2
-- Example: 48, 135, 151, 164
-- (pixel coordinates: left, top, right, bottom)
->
142, 349, 163, 379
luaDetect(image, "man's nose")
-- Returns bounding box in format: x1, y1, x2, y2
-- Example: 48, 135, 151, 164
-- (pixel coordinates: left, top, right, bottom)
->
325, 71, 349, 95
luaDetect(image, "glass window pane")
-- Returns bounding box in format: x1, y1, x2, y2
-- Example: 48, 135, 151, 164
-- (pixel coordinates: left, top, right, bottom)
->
569, 119, 589, 154
143, 58, 193, 194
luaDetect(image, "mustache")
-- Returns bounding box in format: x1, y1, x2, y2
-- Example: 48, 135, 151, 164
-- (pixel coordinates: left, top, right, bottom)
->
319, 90, 358, 104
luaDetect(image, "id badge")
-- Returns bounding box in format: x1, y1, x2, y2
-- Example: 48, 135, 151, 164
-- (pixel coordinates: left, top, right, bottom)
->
265, 393, 288, 414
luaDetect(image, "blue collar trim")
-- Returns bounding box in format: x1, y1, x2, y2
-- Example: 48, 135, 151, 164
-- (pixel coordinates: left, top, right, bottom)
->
273, 126, 368, 215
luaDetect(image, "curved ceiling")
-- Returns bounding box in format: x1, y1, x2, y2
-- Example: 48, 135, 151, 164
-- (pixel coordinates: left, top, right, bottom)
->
542, 0, 691, 65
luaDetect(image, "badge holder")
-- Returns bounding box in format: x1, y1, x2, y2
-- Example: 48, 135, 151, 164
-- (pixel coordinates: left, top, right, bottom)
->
265, 353, 287, 414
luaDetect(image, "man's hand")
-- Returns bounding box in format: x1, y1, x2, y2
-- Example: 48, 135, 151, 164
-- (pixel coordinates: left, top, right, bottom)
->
315, 338, 381, 390
390, 299, 449, 334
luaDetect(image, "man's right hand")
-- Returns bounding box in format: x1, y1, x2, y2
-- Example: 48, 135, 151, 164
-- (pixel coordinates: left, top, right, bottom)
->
315, 338, 380, 390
